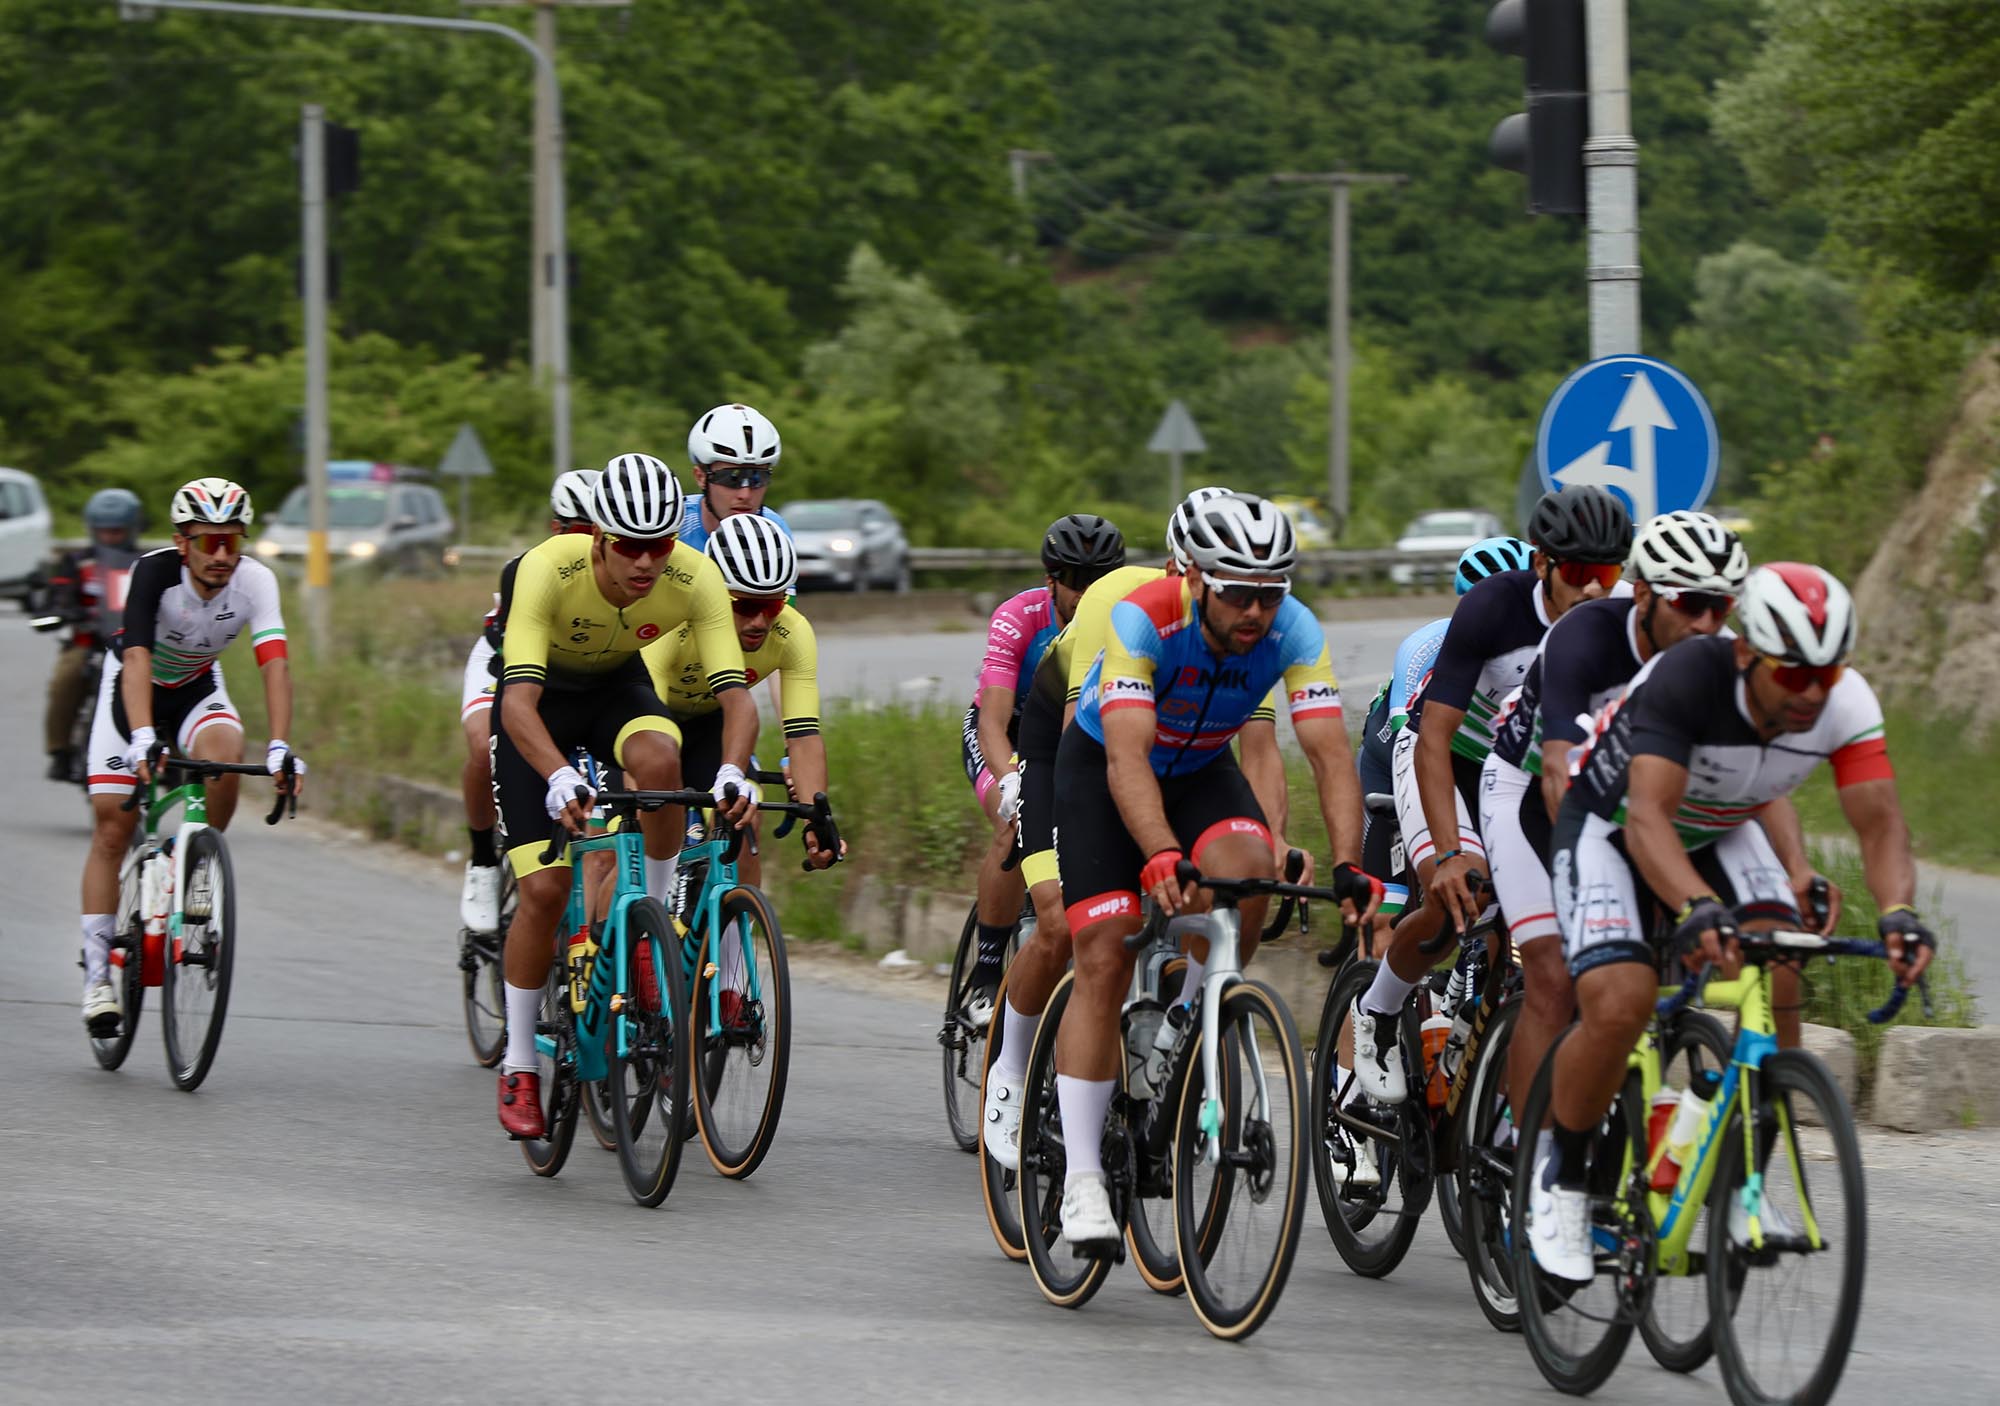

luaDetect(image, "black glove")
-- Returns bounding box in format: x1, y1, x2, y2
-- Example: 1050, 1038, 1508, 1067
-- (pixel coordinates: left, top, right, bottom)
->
1876, 905, 1936, 950
1332, 861, 1383, 911
1671, 895, 1733, 955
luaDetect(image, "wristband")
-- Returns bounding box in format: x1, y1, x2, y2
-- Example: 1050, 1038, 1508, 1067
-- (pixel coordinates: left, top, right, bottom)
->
1433, 848, 1465, 865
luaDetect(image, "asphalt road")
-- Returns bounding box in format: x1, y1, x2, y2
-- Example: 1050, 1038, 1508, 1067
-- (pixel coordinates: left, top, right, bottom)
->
3, 612, 1998, 1403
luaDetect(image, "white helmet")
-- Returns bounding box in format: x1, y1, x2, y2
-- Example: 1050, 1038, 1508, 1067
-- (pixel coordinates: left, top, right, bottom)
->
591, 453, 684, 537
170, 477, 254, 528
707, 513, 798, 595
550, 469, 600, 524
1166, 485, 1234, 568
687, 404, 782, 468
1182, 493, 1298, 576
1736, 563, 1856, 667
1631, 510, 1748, 594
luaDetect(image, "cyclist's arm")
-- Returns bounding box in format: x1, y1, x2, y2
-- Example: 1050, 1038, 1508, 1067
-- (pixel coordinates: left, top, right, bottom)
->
1414, 701, 1467, 855
115, 551, 178, 737
1755, 795, 1815, 893
244, 562, 293, 756
975, 685, 1017, 782
1239, 717, 1290, 863
1624, 754, 1712, 915
259, 656, 294, 755
1103, 704, 1175, 858
120, 646, 156, 734
1836, 777, 1917, 913
496, 549, 575, 784
1295, 712, 1365, 872
1539, 739, 1573, 819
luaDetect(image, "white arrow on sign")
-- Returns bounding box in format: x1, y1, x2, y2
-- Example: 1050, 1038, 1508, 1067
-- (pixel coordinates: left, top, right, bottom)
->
1552, 370, 1675, 525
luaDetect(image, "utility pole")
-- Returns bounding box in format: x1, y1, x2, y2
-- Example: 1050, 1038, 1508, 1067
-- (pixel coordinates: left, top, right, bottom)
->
1584, 0, 1640, 356
1007, 148, 1051, 203
1271, 170, 1408, 538
301, 105, 332, 653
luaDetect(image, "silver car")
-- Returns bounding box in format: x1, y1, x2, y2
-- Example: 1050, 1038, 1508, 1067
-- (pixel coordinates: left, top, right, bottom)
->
1389, 508, 1507, 587
0, 466, 53, 599
782, 498, 911, 592
254, 467, 454, 574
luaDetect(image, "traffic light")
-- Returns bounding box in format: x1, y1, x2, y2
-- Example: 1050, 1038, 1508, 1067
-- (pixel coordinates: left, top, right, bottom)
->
1485, 0, 1587, 216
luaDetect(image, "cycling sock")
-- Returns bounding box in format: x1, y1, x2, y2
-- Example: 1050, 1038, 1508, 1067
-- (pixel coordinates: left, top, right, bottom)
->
645, 855, 678, 907
993, 999, 1036, 1084
502, 982, 542, 1074
1055, 1075, 1115, 1183
1360, 961, 1417, 1018
1173, 955, 1206, 1007
80, 913, 114, 986
1551, 1119, 1591, 1190
973, 922, 1011, 982
468, 826, 498, 868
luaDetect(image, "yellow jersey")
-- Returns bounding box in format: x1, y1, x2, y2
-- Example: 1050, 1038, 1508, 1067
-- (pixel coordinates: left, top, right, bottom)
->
644, 603, 822, 740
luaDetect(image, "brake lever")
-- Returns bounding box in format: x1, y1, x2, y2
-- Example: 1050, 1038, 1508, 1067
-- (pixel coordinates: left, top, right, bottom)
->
536, 784, 593, 865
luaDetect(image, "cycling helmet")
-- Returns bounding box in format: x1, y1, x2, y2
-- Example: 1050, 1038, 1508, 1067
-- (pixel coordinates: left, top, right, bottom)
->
1454, 535, 1532, 595
84, 488, 144, 537
1736, 562, 1856, 667
707, 512, 798, 595
687, 404, 782, 468
1041, 514, 1126, 575
1166, 485, 1234, 568
170, 477, 254, 528
550, 469, 600, 524
1527, 485, 1632, 563
1181, 493, 1298, 577
1630, 510, 1749, 594
591, 453, 684, 537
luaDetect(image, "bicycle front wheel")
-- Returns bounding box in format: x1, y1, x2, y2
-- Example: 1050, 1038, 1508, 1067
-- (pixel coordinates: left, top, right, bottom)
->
460, 869, 513, 1067
1174, 979, 1309, 1342
161, 827, 235, 1091
978, 966, 1027, 1262
1311, 959, 1426, 1278
1457, 994, 1523, 1333
690, 886, 791, 1178
521, 964, 581, 1177
1639, 1009, 1733, 1373
91, 925, 146, 1072
610, 898, 691, 1207
1706, 1049, 1865, 1406
1017, 972, 1113, 1310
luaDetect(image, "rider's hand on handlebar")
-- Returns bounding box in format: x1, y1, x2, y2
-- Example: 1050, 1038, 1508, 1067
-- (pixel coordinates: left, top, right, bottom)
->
1274, 840, 1314, 889
1791, 870, 1841, 935
802, 825, 845, 870
124, 726, 158, 785
543, 765, 593, 837
1142, 848, 1195, 916
1673, 895, 1741, 979
1428, 850, 1484, 933
1877, 905, 1937, 986
265, 739, 307, 798
995, 769, 1023, 828
1331, 860, 1384, 927
712, 764, 760, 830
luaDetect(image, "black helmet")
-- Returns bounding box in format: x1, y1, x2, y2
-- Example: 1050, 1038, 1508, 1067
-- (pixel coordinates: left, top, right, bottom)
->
84, 488, 143, 538
1041, 514, 1126, 580
1528, 486, 1632, 564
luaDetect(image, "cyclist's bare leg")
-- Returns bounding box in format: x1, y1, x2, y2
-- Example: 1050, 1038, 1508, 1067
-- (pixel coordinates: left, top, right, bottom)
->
1004, 879, 1073, 1020
462, 711, 497, 831
189, 722, 244, 830
82, 793, 140, 915
1550, 960, 1653, 1132
1055, 915, 1145, 1081
1377, 863, 1450, 983
1193, 832, 1273, 967
1772, 963, 1802, 1049
617, 730, 684, 871
1509, 934, 1574, 1110
975, 812, 1024, 929
506, 867, 570, 989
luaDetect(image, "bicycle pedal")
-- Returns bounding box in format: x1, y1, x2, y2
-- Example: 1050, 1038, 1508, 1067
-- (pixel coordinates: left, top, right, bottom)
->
1071, 1237, 1125, 1264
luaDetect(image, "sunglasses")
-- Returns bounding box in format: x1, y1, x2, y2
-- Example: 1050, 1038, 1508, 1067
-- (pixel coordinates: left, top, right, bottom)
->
184, 532, 242, 556
1202, 572, 1291, 609
731, 596, 786, 621
1051, 565, 1113, 593
1656, 586, 1734, 619
706, 465, 773, 490
1759, 654, 1845, 692
1550, 558, 1623, 590
604, 532, 675, 560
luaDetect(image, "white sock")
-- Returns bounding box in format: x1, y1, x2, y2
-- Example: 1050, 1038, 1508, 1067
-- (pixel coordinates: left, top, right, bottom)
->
503, 981, 543, 1073
1361, 961, 1417, 1018
994, 998, 1037, 1084
80, 914, 114, 986
1055, 1074, 1116, 1183
1173, 955, 1206, 1007
645, 855, 678, 906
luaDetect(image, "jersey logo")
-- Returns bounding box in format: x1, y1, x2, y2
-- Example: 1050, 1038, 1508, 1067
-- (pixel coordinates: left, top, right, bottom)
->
992, 618, 1023, 641
1103, 677, 1153, 701
636, 623, 661, 641
1290, 682, 1339, 708
214, 609, 236, 621
555, 554, 589, 581
1177, 664, 1252, 691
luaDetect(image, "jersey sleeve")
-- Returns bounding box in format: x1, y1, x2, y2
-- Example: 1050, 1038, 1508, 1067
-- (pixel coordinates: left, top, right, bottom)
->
499, 548, 560, 686
686, 558, 747, 695
1537, 609, 1621, 747
775, 609, 822, 739
1623, 647, 1725, 768
1278, 606, 1343, 722
978, 590, 1038, 694
1097, 598, 1164, 714
241, 560, 288, 665
116, 550, 179, 655
1424, 585, 1503, 715
1066, 583, 1123, 703
1249, 685, 1280, 725
1387, 620, 1447, 724
1826, 673, 1892, 787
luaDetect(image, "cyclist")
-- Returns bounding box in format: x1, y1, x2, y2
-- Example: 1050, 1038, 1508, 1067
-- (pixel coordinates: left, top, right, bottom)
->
958, 514, 1126, 1026
1482, 510, 1747, 1168
492, 454, 756, 1139
679, 403, 789, 552
456, 468, 599, 932
42, 488, 145, 781
77, 479, 304, 1036
1351, 485, 1632, 1104
1529, 563, 1934, 1280
1048, 494, 1379, 1247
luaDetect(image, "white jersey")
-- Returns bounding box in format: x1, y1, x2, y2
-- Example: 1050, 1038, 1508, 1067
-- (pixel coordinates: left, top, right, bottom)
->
117, 548, 288, 687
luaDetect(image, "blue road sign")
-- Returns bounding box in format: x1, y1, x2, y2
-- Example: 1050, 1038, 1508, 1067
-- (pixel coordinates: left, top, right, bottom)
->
1534, 355, 1718, 526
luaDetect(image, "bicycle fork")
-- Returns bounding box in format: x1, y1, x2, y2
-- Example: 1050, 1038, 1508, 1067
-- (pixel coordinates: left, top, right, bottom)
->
1194, 910, 1267, 1166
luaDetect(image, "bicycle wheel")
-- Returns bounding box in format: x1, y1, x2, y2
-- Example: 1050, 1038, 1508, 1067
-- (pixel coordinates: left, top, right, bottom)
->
161, 827, 235, 1092
1639, 1009, 1733, 1373
1510, 1026, 1649, 1396
978, 967, 1028, 1262
1458, 994, 1524, 1333
460, 870, 513, 1068
1706, 1049, 1865, 1406
941, 902, 985, 1153
1018, 972, 1113, 1310
1311, 960, 1427, 1277
580, 1032, 619, 1151
521, 964, 581, 1177
90, 924, 146, 1072
689, 885, 791, 1178
610, 898, 691, 1207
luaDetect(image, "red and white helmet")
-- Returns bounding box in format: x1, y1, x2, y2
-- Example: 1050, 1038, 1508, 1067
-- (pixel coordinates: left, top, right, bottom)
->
1736, 563, 1856, 666
170, 477, 254, 528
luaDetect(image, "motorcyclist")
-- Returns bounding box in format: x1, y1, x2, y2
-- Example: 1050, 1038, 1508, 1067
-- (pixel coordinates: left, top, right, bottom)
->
42, 489, 144, 781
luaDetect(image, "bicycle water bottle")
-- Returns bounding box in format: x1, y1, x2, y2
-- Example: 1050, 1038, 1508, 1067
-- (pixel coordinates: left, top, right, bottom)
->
1144, 1002, 1192, 1098
1645, 1089, 1680, 1187
1437, 1006, 1474, 1089
1420, 1012, 1452, 1109
1650, 1073, 1719, 1193
565, 923, 598, 1014
1124, 1002, 1166, 1101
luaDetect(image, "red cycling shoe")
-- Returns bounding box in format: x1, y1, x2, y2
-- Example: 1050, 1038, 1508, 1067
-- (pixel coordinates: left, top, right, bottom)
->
497, 1070, 546, 1139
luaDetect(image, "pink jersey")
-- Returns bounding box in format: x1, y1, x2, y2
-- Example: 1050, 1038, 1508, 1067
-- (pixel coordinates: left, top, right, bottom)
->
973, 586, 1062, 714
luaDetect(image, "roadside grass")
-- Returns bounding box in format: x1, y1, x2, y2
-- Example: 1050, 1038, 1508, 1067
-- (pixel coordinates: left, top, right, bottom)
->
1787, 706, 1999, 876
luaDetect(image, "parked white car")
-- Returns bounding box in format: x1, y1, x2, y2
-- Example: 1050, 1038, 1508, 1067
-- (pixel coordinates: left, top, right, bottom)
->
1389, 508, 1506, 587
0, 466, 54, 599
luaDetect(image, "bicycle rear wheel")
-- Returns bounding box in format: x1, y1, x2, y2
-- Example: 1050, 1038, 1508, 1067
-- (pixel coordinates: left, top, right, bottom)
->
1458, 994, 1524, 1332
1639, 1009, 1733, 1373
690, 886, 791, 1178
978, 967, 1027, 1262
1018, 972, 1114, 1310
1706, 1050, 1865, 1406
1175, 979, 1309, 1341
161, 827, 235, 1091
610, 898, 691, 1207
91, 924, 146, 1072
520, 965, 581, 1177
460, 869, 512, 1068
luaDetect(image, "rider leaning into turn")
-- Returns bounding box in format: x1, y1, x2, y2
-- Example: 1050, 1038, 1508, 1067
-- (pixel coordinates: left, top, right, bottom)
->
41, 488, 146, 782
1528, 562, 1936, 1281
1047, 493, 1379, 1248
76, 479, 306, 1036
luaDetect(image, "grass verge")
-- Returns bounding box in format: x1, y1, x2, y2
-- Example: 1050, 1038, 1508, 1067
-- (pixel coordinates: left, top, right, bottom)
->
1788, 705, 1999, 876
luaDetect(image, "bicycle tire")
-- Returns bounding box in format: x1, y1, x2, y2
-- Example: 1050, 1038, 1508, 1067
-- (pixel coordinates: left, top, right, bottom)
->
161, 827, 235, 1092
1639, 1009, 1733, 1373
460, 870, 512, 1068
1312, 960, 1426, 1277
977, 965, 1028, 1262
1510, 1026, 1647, 1396
941, 902, 984, 1152
689, 885, 791, 1179
1174, 979, 1309, 1341
1017, 972, 1113, 1310
1706, 1049, 1865, 1406
581, 1063, 619, 1151
610, 898, 691, 1207
1126, 959, 1230, 1297
1457, 993, 1524, 1333
521, 964, 582, 1177
90, 924, 146, 1072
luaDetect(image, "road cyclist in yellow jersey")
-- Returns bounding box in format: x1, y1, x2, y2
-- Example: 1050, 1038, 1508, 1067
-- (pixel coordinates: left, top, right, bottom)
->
492, 453, 757, 1141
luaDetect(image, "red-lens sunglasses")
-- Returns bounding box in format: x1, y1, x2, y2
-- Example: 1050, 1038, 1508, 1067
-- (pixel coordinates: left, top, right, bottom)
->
1551, 558, 1622, 590
604, 532, 675, 560
1760, 654, 1845, 692
732, 596, 786, 621
1658, 587, 1734, 620
185, 531, 242, 556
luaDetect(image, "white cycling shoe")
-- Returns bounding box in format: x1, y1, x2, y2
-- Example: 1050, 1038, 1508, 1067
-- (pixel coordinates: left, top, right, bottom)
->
1527, 1141, 1595, 1283
82, 980, 121, 1037
461, 863, 502, 933
982, 1072, 1024, 1171
1729, 1185, 1803, 1246
1350, 997, 1407, 1103
1060, 1173, 1119, 1248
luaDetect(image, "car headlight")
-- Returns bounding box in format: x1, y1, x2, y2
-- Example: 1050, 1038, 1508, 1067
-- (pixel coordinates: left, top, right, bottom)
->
255, 539, 283, 558
828, 536, 856, 553
347, 540, 378, 559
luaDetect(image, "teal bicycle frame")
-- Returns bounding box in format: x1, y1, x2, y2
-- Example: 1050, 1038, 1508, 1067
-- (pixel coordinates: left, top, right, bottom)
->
537, 821, 659, 1084
676, 824, 765, 1044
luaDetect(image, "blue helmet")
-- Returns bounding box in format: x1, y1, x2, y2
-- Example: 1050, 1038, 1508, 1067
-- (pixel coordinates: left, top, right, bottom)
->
1455, 535, 1532, 595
